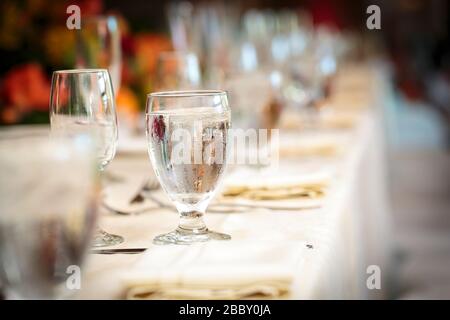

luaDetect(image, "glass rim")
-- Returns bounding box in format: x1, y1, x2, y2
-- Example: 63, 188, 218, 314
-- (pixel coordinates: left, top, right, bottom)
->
53, 68, 109, 75
148, 90, 227, 98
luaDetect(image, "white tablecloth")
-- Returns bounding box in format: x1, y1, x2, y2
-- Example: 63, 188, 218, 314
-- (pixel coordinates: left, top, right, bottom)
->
76, 64, 393, 298
1, 63, 393, 299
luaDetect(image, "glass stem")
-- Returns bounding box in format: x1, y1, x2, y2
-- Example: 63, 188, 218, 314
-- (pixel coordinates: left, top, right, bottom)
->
177, 211, 207, 234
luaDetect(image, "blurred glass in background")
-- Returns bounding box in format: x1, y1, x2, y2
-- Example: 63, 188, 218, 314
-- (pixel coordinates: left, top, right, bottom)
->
0, 133, 98, 299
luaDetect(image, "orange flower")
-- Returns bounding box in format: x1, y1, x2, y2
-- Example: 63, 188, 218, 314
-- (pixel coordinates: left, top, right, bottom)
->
73, 0, 104, 16
43, 26, 75, 66
134, 34, 172, 75
116, 86, 141, 131
0, 106, 20, 124
116, 86, 140, 118
2, 63, 50, 112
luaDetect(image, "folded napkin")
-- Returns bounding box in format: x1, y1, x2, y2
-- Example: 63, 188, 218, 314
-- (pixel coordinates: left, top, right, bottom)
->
280, 109, 358, 131
221, 168, 330, 201
123, 241, 306, 299
327, 92, 370, 110
319, 110, 359, 129
278, 132, 347, 158
213, 168, 332, 211
223, 185, 323, 200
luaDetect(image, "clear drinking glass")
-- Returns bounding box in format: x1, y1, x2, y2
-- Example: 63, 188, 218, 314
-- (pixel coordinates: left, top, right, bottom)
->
285, 50, 327, 128
0, 134, 98, 299
146, 90, 231, 245
155, 51, 201, 91
76, 15, 122, 94
287, 29, 337, 129
50, 69, 123, 247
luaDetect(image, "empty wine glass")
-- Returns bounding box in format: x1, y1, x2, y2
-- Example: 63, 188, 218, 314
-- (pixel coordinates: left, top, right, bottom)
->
76, 15, 122, 94
146, 90, 231, 245
283, 49, 326, 129
155, 51, 201, 91
0, 133, 98, 299
286, 28, 338, 129
50, 69, 123, 247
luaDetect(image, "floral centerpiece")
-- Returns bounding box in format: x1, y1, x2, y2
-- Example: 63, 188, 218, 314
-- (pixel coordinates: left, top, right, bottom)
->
0, 0, 172, 125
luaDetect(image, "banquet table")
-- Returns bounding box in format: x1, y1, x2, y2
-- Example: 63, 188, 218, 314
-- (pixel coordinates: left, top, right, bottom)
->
69, 63, 392, 299
2, 63, 394, 299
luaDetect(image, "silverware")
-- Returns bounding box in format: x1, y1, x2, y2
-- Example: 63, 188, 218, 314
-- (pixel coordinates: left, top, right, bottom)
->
104, 175, 321, 215
90, 248, 147, 255
102, 178, 169, 215
209, 202, 321, 211
103, 199, 320, 215
129, 178, 160, 204
102, 202, 166, 216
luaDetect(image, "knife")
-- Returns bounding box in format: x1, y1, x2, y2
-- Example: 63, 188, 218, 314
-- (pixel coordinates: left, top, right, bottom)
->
90, 248, 147, 255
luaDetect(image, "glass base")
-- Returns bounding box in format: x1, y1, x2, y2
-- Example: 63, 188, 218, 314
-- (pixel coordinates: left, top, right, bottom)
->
153, 227, 231, 245
92, 229, 124, 247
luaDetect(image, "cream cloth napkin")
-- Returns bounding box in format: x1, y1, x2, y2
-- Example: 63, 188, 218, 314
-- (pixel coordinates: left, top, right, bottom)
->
280, 109, 359, 131
123, 241, 306, 299
217, 168, 332, 210
318, 109, 360, 129
277, 130, 348, 158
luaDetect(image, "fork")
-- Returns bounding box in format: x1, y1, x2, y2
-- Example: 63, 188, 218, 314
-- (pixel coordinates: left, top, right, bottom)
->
102, 178, 170, 216
129, 178, 165, 207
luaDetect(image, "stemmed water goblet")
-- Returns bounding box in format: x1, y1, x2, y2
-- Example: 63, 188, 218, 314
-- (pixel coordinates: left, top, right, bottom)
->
146, 90, 231, 245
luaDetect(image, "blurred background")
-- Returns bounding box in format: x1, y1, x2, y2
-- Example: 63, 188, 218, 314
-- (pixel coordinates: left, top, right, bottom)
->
0, 0, 448, 299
